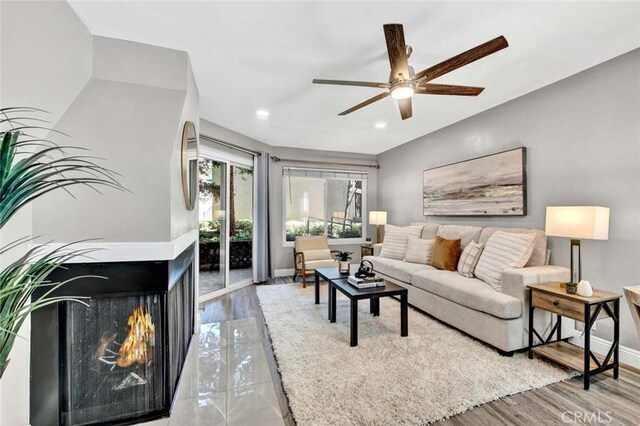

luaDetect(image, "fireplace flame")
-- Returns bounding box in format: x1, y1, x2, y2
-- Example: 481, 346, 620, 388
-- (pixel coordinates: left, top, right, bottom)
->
116, 306, 155, 368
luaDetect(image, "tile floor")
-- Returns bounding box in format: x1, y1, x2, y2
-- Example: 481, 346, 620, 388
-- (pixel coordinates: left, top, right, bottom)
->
141, 317, 284, 425
199, 268, 253, 296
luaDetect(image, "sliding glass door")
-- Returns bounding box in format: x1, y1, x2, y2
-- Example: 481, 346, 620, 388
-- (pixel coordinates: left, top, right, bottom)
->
228, 163, 254, 286
198, 160, 227, 296
198, 151, 255, 302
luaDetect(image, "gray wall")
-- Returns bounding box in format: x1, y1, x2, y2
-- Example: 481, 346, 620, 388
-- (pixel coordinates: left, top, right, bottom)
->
200, 119, 271, 154
377, 49, 640, 350
171, 60, 200, 239
32, 37, 199, 243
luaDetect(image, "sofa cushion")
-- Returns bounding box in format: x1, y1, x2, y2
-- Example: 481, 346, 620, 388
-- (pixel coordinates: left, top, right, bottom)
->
403, 237, 434, 264
410, 222, 440, 239
363, 255, 434, 284
303, 249, 332, 261
294, 235, 329, 251
411, 269, 522, 319
475, 231, 536, 291
479, 227, 547, 267
429, 236, 461, 271
436, 225, 482, 248
379, 224, 423, 260
297, 259, 337, 271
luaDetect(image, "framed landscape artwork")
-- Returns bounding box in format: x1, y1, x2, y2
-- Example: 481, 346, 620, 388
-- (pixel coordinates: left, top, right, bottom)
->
423, 147, 527, 216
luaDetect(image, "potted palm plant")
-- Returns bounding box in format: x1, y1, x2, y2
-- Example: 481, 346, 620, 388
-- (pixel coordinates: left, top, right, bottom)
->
0, 107, 123, 379
334, 251, 353, 276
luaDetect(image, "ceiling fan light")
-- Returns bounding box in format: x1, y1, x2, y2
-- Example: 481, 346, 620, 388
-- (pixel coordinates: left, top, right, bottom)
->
391, 84, 414, 100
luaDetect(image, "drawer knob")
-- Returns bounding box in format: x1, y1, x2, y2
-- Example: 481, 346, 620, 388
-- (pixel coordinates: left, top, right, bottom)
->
552, 301, 560, 306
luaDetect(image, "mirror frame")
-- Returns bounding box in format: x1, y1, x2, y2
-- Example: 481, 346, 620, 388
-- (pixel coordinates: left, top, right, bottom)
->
181, 121, 199, 210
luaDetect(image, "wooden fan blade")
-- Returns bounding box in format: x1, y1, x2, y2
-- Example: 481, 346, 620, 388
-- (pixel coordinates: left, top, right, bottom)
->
313, 79, 390, 89
383, 24, 410, 81
413, 36, 508, 83
416, 84, 485, 96
397, 98, 412, 120
338, 92, 390, 116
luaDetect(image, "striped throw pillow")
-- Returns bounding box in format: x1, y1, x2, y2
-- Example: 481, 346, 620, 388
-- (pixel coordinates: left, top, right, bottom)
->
457, 242, 484, 278
474, 230, 536, 291
403, 237, 435, 264
379, 224, 423, 260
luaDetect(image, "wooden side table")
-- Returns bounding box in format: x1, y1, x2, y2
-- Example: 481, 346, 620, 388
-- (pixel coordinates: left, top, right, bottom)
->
528, 282, 621, 390
361, 244, 374, 258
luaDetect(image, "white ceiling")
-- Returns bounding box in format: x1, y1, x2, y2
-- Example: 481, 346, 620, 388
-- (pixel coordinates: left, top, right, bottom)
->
69, 1, 640, 155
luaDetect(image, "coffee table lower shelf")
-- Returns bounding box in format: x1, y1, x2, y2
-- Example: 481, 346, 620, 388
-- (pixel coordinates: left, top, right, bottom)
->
533, 341, 604, 371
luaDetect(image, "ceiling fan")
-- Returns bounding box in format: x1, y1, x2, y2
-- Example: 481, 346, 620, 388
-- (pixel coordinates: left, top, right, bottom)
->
312, 24, 508, 120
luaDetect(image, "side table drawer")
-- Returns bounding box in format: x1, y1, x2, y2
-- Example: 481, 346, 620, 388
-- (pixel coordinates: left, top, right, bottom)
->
532, 292, 584, 321
532, 291, 610, 322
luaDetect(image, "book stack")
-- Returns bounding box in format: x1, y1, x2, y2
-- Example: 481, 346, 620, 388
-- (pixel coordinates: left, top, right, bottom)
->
347, 275, 385, 289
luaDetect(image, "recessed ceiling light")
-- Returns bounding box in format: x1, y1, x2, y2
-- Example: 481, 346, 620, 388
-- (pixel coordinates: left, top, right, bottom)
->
256, 109, 269, 119
374, 122, 387, 129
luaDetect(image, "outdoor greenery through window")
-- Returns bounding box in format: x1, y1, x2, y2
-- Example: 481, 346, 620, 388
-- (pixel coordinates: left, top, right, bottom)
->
284, 167, 366, 242
199, 159, 253, 243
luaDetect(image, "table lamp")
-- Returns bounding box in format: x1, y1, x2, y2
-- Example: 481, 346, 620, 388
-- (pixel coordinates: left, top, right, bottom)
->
369, 211, 387, 244
545, 206, 609, 284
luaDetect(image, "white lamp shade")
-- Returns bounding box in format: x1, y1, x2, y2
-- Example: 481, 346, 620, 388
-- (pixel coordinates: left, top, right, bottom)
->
369, 211, 387, 225
545, 206, 609, 240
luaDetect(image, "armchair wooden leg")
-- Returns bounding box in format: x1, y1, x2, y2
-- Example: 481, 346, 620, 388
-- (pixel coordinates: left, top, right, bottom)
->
293, 271, 298, 282
302, 270, 306, 288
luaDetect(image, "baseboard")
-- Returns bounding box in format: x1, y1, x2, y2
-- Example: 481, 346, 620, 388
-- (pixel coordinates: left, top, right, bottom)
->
274, 268, 295, 277
569, 329, 640, 369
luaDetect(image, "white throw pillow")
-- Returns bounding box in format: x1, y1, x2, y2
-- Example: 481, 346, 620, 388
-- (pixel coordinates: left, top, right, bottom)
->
403, 238, 435, 264
379, 224, 423, 260
457, 242, 484, 278
474, 230, 537, 291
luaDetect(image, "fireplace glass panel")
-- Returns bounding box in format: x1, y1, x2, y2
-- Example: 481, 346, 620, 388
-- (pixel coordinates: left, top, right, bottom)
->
168, 265, 195, 396
62, 294, 165, 425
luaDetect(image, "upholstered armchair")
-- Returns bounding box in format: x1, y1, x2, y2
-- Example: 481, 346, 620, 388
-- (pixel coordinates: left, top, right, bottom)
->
293, 235, 339, 287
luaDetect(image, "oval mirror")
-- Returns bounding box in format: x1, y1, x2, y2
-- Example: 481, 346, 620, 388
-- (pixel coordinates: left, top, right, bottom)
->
181, 121, 199, 210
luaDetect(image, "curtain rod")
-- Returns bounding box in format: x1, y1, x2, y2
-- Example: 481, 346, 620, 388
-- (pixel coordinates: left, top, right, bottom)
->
199, 134, 261, 156
271, 156, 379, 169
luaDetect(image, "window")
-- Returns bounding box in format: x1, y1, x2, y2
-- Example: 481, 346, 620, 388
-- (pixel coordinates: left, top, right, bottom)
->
283, 167, 367, 242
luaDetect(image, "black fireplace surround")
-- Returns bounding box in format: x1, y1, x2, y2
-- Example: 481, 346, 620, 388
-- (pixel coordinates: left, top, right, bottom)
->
30, 244, 195, 426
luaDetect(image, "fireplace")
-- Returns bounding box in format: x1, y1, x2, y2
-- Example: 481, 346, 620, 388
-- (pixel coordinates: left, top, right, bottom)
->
30, 245, 195, 426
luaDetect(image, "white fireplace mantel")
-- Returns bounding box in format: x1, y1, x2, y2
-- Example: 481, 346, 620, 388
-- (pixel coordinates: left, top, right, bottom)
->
31, 229, 198, 263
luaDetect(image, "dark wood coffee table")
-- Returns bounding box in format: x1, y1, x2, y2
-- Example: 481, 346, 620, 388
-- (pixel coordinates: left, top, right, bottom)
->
314, 267, 343, 305
328, 277, 408, 347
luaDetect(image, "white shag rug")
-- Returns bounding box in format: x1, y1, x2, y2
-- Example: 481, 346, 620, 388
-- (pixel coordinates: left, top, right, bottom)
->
256, 283, 574, 425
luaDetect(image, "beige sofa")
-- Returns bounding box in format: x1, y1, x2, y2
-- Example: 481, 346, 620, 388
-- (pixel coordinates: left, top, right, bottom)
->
364, 222, 573, 354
